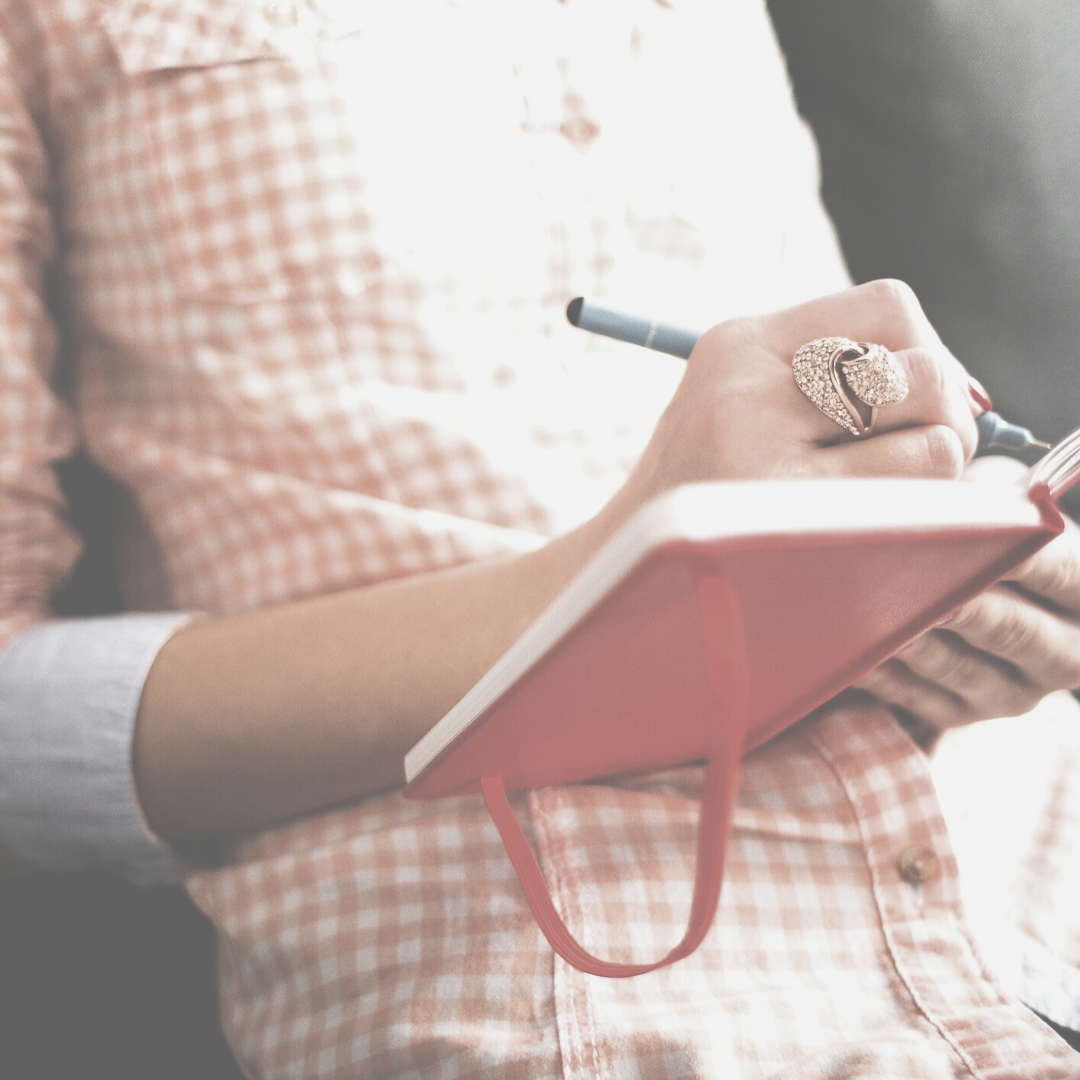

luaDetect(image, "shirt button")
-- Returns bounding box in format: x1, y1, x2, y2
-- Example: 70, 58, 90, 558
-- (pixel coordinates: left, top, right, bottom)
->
264, 1, 300, 28
897, 846, 941, 885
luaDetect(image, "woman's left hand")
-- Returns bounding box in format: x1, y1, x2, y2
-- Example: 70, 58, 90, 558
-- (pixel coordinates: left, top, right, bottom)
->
855, 517, 1080, 734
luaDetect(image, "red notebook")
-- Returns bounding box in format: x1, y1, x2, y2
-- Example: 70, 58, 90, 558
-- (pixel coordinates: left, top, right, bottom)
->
404, 437, 1080, 977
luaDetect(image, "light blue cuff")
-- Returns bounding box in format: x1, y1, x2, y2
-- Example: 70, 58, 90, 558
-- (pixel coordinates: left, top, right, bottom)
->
0, 613, 193, 885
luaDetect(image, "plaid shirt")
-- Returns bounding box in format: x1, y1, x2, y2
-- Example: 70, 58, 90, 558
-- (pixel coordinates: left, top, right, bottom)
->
1, 0, 1078, 1075
0, 0, 846, 639
188, 697, 1080, 1078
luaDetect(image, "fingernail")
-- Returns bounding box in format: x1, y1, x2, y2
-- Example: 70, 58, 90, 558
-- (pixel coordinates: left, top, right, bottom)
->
967, 375, 993, 413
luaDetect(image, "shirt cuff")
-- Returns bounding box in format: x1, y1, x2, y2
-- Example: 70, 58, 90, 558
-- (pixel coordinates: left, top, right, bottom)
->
0, 613, 193, 885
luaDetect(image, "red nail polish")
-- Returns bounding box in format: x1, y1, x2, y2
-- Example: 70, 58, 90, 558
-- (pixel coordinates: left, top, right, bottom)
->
967, 375, 993, 413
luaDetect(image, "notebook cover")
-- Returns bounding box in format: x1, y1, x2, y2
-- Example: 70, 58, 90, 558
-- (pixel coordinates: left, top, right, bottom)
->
405, 482, 1063, 802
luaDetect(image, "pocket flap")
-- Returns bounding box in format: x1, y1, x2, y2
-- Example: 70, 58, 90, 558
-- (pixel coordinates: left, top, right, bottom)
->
101, 0, 284, 74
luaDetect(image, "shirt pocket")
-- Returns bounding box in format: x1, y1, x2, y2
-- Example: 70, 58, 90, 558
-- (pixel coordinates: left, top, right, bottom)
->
100, 0, 380, 303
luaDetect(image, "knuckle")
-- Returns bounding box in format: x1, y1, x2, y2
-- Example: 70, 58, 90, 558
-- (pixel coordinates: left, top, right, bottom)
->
1022, 537, 1080, 597
854, 664, 891, 694
1045, 555, 1080, 597
985, 604, 1040, 658
864, 277, 921, 317
941, 597, 982, 633
899, 634, 949, 677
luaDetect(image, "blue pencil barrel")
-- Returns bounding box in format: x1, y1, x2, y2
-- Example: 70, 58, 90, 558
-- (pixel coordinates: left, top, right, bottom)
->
566, 297, 700, 360
566, 297, 1051, 455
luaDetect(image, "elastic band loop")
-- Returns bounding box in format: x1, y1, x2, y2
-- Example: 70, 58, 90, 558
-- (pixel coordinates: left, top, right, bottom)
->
481, 575, 748, 978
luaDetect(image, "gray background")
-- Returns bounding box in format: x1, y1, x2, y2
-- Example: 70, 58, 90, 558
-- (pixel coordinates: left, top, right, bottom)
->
767, 0, 1080, 493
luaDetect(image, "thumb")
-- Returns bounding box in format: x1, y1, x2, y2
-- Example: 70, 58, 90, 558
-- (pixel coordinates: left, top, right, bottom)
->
812, 424, 966, 480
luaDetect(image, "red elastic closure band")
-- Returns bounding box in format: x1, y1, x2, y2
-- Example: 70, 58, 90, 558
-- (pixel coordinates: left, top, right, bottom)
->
481, 575, 748, 977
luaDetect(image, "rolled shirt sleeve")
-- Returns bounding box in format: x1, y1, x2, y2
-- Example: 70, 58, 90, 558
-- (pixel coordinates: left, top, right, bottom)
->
0, 8, 189, 886
0, 613, 193, 885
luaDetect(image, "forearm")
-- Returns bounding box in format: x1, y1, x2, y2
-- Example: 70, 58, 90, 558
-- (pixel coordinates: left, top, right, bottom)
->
133, 501, 628, 844
135, 282, 984, 845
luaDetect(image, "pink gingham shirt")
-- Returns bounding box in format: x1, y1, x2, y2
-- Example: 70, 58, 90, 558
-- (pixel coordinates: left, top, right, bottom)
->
0, 0, 1077, 1075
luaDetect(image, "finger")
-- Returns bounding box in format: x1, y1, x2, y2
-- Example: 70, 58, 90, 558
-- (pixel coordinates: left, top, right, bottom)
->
792, 346, 976, 460
766, 279, 943, 358
1000, 526, 1080, 615
813, 423, 966, 479
940, 585, 1080, 691
856, 346, 977, 458
854, 658, 975, 729
890, 627, 1044, 719
754, 288, 977, 458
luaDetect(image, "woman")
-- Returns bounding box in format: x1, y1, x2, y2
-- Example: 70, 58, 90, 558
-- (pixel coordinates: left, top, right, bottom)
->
0, 0, 1078, 1075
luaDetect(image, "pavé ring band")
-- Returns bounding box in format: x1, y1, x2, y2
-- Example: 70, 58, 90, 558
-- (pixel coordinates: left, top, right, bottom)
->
792, 337, 909, 436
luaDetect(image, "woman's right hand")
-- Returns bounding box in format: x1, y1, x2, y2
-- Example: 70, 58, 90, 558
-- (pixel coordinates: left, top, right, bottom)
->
611, 279, 981, 522
135, 279, 984, 842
